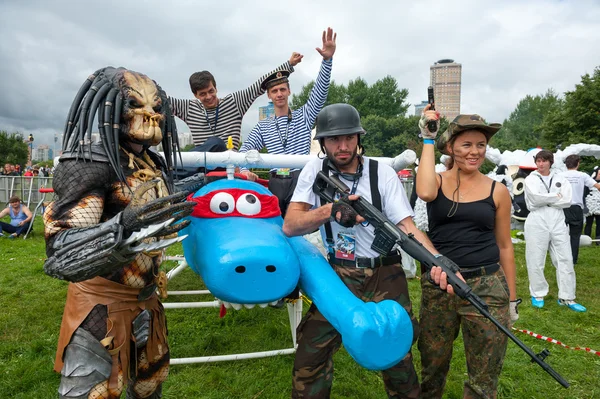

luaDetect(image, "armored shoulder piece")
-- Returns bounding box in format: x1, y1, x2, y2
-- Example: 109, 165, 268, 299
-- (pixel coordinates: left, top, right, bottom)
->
60, 143, 110, 163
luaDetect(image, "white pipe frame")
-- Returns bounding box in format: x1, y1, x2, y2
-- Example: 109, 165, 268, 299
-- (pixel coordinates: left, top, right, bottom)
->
161, 150, 418, 366
162, 256, 303, 366
169, 149, 417, 172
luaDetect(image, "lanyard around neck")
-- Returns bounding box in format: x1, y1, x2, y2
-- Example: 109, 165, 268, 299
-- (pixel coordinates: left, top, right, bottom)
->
330, 160, 363, 195
204, 104, 220, 133
537, 174, 553, 193
275, 109, 292, 150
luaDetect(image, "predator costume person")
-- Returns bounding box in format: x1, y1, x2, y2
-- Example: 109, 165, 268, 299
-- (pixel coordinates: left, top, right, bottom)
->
43, 67, 196, 399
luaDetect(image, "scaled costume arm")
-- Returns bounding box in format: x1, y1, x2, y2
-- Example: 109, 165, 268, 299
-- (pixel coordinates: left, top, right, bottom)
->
232, 61, 295, 117
44, 158, 191, 282
43, 159, 131, 281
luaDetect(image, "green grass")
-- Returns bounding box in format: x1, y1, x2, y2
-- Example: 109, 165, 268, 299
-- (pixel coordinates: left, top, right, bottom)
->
1, 218, 599, 398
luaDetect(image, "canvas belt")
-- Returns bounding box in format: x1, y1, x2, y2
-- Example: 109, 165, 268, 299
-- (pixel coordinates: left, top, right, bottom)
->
459, 263, 500, 279
328, 254, 402, 269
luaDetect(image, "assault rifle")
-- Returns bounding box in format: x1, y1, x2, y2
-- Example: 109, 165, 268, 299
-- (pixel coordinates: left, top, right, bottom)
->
313, 171, 570, 388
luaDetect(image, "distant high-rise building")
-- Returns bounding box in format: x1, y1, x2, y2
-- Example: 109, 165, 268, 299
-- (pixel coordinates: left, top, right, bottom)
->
414, 100, 429, 116
179, 132, 194, 149
430, 59, 462, 121
259, 101, 275, 121
33, 144, 51, 162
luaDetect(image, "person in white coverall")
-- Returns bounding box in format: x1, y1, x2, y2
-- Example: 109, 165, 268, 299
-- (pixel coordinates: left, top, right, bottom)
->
524, 150, 586, 312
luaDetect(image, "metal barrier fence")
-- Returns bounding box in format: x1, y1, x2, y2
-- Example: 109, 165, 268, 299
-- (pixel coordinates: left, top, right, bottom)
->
0, 176, 55, 207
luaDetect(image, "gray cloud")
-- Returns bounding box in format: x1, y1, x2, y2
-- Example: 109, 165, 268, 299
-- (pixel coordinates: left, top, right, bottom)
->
1, 0, 599, 148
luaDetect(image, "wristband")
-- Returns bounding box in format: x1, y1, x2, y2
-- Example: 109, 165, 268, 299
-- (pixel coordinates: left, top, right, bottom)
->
423, 139, 435, 145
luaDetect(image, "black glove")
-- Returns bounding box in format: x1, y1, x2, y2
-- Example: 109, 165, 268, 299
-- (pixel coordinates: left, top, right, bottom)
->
122, 179, 195, 237
331, 197, 359, 228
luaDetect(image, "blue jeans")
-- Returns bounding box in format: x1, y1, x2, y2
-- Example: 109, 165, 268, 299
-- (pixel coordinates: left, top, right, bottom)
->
0, 221, 30, 236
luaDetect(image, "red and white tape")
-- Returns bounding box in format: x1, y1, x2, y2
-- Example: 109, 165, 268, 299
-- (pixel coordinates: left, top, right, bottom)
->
513, 327, 600, 357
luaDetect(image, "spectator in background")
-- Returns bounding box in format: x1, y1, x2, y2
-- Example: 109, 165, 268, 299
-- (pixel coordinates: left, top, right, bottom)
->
0, 196, 32, 238
524, 150, 586, 312
2, 164, 18, 176
560, 155, 600, 264
584, 165, 600, 243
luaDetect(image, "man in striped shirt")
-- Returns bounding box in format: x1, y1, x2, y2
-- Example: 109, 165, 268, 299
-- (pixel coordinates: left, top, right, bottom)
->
240, 27, 337, 217
168, 53, 303, 150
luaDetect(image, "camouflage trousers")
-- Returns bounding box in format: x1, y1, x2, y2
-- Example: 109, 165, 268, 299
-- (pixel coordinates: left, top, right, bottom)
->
418, 266, 510, 399
292, 263, 420, 399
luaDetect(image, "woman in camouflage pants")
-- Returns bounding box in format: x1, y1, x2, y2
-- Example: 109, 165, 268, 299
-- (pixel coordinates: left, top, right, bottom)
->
416, 107, 519, 399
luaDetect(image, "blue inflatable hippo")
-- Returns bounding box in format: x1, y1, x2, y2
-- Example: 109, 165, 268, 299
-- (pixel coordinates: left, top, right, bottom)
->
181, 178, 413, 370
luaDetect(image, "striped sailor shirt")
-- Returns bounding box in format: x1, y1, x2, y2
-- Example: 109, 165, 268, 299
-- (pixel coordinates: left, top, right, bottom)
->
240, 59, 332, 156
168, 61, 294, 149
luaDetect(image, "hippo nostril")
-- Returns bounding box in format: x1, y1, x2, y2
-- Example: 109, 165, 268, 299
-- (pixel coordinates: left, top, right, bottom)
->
266, 265, 276, 273
235, 266, 246, 273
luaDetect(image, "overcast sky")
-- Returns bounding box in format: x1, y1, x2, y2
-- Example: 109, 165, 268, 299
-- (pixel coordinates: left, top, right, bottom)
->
1, 0, 599, 149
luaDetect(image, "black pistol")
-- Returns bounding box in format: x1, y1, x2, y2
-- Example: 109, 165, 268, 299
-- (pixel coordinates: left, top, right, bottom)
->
427, 86, 437, 133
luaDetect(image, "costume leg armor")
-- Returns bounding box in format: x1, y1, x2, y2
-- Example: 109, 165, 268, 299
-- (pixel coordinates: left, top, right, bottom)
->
127, 309, 169, 399
132, 309, 152, 348
58, 328, 113, 399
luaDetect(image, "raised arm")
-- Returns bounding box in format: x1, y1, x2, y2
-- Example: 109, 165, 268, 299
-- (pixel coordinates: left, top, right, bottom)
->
232, 54, 300, 117
301, 28, 337, 128
168, 96, 191, 122
239, 123, 265, 153
416, 103, 441, 202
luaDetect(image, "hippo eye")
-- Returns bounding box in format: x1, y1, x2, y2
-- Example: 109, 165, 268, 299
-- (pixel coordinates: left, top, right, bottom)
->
236, 193, 261, 216
209, 192, 235, 214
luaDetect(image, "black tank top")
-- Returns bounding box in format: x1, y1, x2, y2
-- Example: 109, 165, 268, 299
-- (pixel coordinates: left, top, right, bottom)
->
427, 176, 500, 268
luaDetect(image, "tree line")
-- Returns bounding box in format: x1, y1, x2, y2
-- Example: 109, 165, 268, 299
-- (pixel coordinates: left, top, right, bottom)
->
290, 66, 600, 171
4, 67, 599, 171
0, 131, 29, 167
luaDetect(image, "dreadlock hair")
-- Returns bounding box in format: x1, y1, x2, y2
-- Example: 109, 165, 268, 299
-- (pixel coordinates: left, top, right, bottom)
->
61, 67, 181, 186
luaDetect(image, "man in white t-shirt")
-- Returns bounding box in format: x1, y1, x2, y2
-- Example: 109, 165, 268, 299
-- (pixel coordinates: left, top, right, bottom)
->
524, 150, 586, 312
283, 103, 455, 398
559, 154, 600, 264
